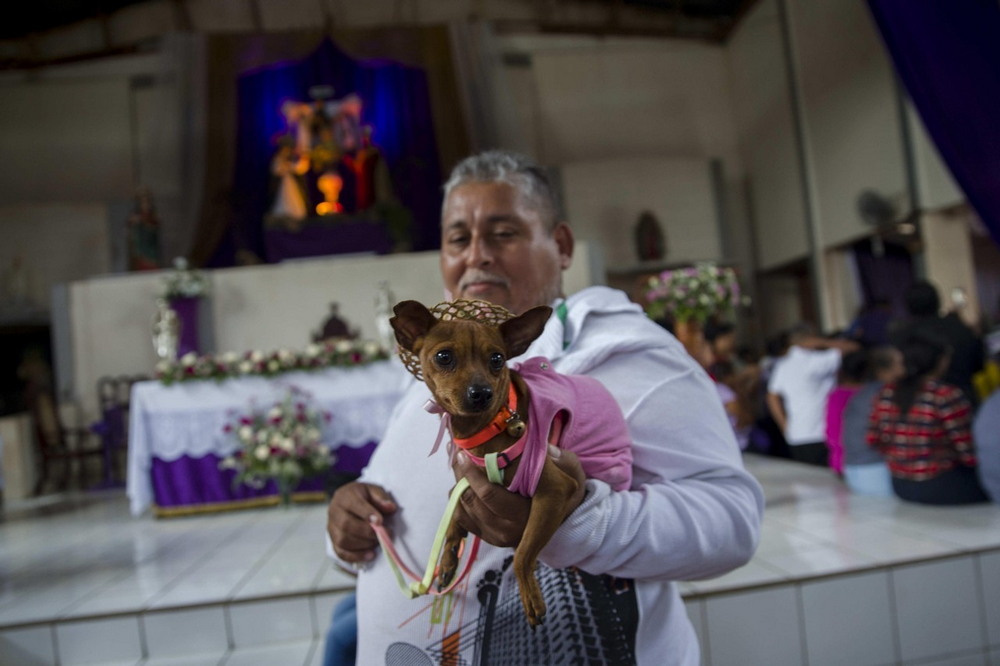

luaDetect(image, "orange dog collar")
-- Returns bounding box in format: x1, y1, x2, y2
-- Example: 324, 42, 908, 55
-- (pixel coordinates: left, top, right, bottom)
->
452, 384, 522, 450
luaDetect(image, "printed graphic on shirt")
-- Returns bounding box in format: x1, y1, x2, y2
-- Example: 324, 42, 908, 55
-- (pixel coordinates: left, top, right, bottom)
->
384, 557, 638, 665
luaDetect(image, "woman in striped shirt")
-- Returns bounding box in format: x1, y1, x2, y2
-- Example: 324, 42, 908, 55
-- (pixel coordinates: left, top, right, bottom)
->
866, 329, 989, 505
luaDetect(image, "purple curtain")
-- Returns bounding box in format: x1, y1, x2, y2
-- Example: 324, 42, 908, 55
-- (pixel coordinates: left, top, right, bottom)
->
222, 38, 443, 265
867, 0, 1000, 248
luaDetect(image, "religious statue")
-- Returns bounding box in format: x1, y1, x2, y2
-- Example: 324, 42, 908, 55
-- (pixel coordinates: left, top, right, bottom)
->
266, 136, 310, 227
151, 297, 180, 361
634, 210, 666, 262
373, 280, 396, 352
127, 186, 163, 271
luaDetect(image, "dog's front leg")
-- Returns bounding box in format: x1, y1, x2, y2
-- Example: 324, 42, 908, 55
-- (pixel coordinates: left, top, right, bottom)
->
513, 459, 581, 627
437, 514, 468, 590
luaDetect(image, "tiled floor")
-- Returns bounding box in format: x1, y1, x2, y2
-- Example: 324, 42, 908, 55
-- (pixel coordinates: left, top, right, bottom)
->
1, 454, 999, 665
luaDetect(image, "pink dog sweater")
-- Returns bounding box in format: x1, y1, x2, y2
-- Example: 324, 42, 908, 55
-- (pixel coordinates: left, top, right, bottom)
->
503, 357, 633, 496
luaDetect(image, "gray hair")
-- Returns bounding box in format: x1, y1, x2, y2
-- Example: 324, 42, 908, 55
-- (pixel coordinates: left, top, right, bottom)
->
442, 150, 564, 230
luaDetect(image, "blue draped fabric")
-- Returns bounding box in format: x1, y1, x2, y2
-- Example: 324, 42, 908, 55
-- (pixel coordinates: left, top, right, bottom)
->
867, 0, 1000, 247
228, 38, 443, 264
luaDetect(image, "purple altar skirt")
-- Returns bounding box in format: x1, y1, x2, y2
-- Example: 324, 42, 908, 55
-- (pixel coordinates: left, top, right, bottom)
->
150, 441, 378, 513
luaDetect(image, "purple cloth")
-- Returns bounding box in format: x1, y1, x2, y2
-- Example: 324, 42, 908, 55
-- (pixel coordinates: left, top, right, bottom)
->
867, 0, 1000, 248
169, 296, 201, 357
264, 218, 393, 263
149, 441, 378, 509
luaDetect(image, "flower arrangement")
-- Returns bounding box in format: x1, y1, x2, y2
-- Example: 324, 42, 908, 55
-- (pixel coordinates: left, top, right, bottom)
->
155, 338, 389, 386
220, 386, 335, 505
160, 256, 210, 300
644, 262, 742, 324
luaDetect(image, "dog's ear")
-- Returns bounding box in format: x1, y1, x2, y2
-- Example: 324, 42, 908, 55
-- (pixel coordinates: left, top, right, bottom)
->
499, 305, 552, 358
390, 300, 438, 352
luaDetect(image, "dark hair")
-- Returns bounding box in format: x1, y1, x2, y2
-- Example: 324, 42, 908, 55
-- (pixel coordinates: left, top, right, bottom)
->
838, 350, 869, 384
892, 329, 950, 413
704, 320, 736, 344
765, 331, 790, 357
904, 280, 940, 318
868, 345, 900, 376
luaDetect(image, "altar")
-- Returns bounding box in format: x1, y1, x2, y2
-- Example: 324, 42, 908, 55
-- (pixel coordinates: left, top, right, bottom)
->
126, 359, 410, 517
264, 216, 394, 263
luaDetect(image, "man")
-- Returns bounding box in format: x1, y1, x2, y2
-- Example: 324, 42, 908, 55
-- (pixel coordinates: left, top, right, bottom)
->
766, 324, 859, 467
889, 280, 985, 406
326, 150, 763, 664
973, 387, 1000, 503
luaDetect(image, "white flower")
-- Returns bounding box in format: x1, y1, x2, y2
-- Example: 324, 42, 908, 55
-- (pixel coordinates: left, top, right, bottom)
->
250, 350, 264, 363
254, 445, 270, 461
238, 426, 253, 442
335, 339, 354, 353
221, 351, 238, 364
305, 343, 321, 357
238, 360, 253, 374
180, 352, 198, 366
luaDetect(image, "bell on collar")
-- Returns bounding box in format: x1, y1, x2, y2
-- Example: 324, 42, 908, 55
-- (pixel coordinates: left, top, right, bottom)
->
506, 416, 526, 438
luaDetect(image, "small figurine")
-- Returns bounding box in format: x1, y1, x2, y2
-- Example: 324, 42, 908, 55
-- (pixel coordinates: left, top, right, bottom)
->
152, 298, 181, 361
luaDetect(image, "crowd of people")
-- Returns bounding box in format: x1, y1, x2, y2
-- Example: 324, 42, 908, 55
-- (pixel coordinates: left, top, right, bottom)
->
704, 279, 998, 507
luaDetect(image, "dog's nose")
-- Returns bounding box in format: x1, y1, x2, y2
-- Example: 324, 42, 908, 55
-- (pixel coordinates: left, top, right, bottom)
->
466, 384, 493, 411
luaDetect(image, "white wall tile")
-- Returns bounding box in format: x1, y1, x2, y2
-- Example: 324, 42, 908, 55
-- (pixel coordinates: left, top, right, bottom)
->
800, 571, 896, 666
312, 591, 353, 640
144, 606, 229, 658
905, 651, 988, 666
56, 615, 143, 665
704, 587, 802, 666
0, 624, 56, 665
145, 652, 229, 666
684, 598, 708, 661
893, 556, 986, 663
229, 598, 313, 648
978, 551, 1000, 647
221, 639, 312, 666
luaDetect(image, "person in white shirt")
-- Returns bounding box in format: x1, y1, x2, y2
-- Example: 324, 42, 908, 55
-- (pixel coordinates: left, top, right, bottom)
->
325, 149, 763, 665
766, 324, 859, 467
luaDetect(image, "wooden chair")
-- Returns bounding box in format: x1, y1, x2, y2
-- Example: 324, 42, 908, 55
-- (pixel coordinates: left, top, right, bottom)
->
92, 374, 147, 486
26, 384, 106, 495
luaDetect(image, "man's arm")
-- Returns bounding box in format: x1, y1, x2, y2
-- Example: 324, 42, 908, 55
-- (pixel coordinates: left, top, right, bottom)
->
537, 350, 763, 581
766, 391, 787, 435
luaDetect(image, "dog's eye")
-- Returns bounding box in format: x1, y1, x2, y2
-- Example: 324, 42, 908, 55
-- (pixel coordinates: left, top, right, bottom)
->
489, 353, 505, 371
435, 350, 454, 367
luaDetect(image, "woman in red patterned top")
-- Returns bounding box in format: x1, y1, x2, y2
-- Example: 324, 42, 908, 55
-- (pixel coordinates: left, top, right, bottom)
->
866, 329, 988, 505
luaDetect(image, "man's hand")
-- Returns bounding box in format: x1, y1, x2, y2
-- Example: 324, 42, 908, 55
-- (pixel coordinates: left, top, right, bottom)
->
451, 445, 587, 548
327, 481, 398, 565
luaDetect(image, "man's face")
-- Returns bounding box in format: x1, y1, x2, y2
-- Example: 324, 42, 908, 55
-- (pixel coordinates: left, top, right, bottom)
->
440, 181, 573, 316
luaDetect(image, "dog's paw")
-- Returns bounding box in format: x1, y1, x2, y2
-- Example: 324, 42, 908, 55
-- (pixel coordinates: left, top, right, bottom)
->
519, 580, 547, 627
436, 541, 462, 590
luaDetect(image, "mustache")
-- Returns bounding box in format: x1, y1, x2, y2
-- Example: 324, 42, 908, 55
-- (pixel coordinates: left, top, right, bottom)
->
459, 271, 508, 291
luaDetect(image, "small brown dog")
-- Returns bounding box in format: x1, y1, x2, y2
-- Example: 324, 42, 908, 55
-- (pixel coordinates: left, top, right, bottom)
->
390, 299, 586, 626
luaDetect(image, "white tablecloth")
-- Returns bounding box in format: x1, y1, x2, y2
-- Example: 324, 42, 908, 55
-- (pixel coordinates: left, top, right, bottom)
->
127, 358, 410, 516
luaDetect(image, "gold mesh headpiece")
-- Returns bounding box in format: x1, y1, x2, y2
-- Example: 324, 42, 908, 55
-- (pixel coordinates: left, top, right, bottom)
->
397, 299, 515, 381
